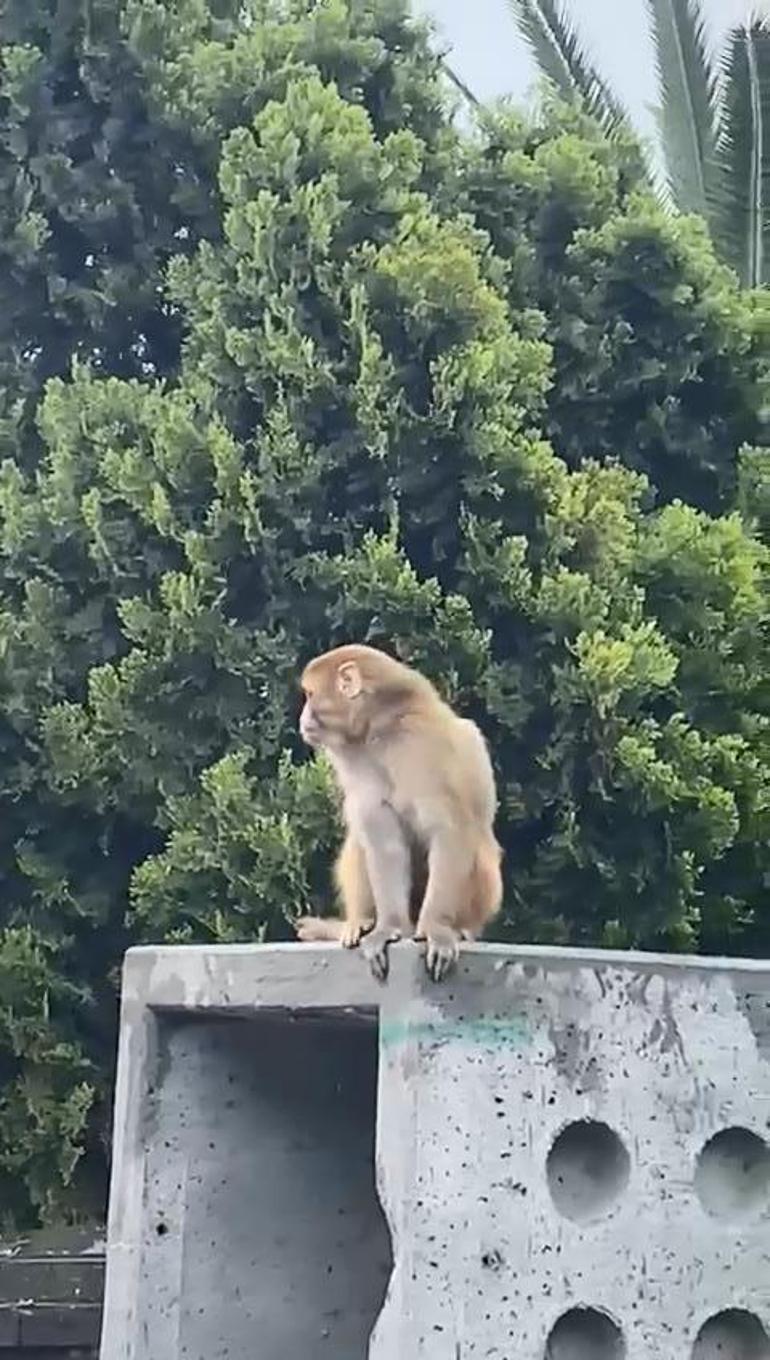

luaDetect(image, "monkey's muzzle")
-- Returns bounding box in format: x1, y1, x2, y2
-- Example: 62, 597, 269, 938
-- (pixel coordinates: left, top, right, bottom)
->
299, 709, 323, 747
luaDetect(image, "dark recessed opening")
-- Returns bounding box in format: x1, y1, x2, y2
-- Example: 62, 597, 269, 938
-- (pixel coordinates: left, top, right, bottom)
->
692, 1309, 770, 1359
694, 1127, 770, 1220
546, 1120, 630, 1223
545, 1306, 626, 1359
138, 1008, 392, 1359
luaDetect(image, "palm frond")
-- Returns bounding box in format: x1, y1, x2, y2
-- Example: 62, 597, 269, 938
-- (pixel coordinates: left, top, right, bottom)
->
712, 16, 770, 287
506, 0, 629, 135
442, 61, 480, 109
645, 0, 721, 218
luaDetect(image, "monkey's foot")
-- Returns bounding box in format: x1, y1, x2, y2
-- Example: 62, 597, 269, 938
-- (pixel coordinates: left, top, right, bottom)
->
340, 919, 375, 949
294, 915, 337, 943
360, 926, 404, 982
418, 927, 461, 982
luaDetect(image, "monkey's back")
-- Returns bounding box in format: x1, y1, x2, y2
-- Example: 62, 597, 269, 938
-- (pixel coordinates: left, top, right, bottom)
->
384, 704, 498, 832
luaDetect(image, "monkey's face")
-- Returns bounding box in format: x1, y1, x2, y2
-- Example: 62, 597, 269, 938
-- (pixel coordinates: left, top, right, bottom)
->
298, 689, 326, 747
299, 659, 367, 750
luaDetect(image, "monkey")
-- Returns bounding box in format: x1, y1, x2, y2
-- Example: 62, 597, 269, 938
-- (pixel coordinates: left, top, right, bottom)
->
293, 644, 502, 981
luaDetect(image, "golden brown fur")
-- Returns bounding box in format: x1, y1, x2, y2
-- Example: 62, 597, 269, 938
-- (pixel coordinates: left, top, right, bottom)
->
294, 644, 502, 980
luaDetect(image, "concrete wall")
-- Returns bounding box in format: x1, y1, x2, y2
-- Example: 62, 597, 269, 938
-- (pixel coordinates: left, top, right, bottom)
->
100, 942, 770, 1359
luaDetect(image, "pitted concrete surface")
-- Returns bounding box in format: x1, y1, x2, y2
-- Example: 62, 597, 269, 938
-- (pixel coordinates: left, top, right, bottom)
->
100, 942, 770, 1360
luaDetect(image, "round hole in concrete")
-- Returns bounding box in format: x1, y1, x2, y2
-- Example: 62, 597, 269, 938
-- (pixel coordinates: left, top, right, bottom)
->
546, 1120, 630, 1222
694, 1128, 770, 1219
691, 1310, 770, 1359
545, 1307, 626, 1360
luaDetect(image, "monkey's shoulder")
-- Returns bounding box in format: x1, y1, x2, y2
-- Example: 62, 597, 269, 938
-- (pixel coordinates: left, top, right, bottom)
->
442, 710, 493, 759
383, 708, 490, 777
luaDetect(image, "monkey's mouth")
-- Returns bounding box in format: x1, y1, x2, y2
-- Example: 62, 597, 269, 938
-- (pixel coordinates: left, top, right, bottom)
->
299, 719, 323, 747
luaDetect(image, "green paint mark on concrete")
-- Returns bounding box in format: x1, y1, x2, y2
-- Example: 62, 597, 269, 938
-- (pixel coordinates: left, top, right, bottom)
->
380, 1015, 531, 1050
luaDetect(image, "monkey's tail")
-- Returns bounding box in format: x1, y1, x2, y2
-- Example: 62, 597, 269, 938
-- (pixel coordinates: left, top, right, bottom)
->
293, 915, 346, 943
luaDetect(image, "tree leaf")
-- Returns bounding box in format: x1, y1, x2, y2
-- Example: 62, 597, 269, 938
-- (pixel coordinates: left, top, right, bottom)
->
506, 0, 629, 135
645, 0, 720, 218
712, 16, 770, 286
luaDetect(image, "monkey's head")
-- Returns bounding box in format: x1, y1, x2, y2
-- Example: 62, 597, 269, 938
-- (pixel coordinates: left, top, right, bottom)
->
299, 644, 432, 750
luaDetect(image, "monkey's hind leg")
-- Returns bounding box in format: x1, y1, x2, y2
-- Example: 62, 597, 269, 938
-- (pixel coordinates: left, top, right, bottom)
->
335, 834, 377, 948
466, 835, 503, 936
415, 832, 502, 982
295, 835, 376, 949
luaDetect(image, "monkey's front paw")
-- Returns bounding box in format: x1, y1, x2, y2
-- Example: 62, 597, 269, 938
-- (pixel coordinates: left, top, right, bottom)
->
360, 927, 403, 982
423, 930, 460, 982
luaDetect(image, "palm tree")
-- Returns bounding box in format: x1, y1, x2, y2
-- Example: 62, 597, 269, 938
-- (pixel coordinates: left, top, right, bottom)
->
506, 0, 770, 287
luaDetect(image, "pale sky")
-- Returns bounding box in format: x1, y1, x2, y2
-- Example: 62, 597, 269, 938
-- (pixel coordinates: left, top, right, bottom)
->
419, 0, 761, 155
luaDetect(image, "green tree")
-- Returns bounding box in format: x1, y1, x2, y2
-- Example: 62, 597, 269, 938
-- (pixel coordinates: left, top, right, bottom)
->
0, 0, 217, 463
0, 0, 448, 461
0, 0, 767, 1229
507, 0, 770, 287
0, 0, 453, 1227
460, 102, 768, 511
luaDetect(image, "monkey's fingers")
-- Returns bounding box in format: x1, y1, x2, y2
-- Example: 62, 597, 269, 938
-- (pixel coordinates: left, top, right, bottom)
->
424, 932, 460, 982
361, 927, 403, 982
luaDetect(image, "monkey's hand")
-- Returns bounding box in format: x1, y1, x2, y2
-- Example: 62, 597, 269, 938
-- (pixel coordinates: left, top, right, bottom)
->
360, 925, 404, 982
416, 924, 461, 982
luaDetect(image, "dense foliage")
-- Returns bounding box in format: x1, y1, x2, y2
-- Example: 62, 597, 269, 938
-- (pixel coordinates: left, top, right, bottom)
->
0, 0, 767, 1227
507, 0, 770, 288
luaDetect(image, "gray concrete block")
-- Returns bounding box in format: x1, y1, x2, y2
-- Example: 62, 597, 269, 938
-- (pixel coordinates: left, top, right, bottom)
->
99, 941, 770, 1360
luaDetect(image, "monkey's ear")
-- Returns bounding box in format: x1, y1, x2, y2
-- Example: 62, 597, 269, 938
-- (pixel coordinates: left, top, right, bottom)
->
336, 661, 362, 699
